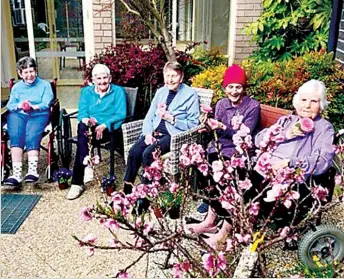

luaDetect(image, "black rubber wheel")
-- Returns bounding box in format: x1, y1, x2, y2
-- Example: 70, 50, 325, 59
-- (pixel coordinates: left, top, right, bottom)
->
57, 108, 72, 168
298, 224, 344, 269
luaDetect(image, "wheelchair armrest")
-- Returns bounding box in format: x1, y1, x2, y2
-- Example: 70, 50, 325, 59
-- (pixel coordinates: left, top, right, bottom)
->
168, 124, 204, 175
122, 119, 144, 163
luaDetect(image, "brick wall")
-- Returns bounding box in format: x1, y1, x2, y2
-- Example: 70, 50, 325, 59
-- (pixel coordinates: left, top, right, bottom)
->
233, 0, 263, 62
93, 0, 114, 53
335, 7, 344, 65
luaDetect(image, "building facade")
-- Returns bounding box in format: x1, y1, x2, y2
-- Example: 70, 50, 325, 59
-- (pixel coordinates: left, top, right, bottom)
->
1, 0, 262, 87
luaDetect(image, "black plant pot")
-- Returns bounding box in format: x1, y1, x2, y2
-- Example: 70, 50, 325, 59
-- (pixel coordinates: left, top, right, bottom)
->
168, 206, 180, 219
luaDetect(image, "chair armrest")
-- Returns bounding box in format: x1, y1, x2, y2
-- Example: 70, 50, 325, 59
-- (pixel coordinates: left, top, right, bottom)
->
122, 119, 144, 164
168, 124, 205, 175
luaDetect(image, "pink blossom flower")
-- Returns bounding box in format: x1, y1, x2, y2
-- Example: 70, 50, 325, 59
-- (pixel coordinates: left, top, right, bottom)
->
109, 238, 120, 248
311, 185, 329, 202
86, 247, 94, 257
169, 182, 179, 193
80, 207, 92, 221
231, 114, 243, 130
198, 163, 209, 176
286, 233, 298, 243
103, 218, 119, 231
217, 252, 227, 271
335, 175, 342, 186
249, 202, 260, 216
213, 171, 224, 183
299, 117, 314, 133
179, 155, 191, 167
82, 233, 97, 244
264, 184, 286, 203
235, 233, 251, 243
180, 144, 189, 155
181, 260, 191, 272
279, 226, 290, 238
212, 160, 223, 172
201, 252, 226, 276
231, 157, 246, 168
226, 238, 234, 251
238, 178, 252, 190
22, 100, 31, 112
143, 222, 153, 235
207, 118, 219, 130
117, 271, 130, 278
88, 117, 97, 126
200, 103, 212, 113
171, 264, 182, 278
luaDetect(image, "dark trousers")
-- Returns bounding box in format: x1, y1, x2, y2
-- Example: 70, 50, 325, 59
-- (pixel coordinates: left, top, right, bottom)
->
71, 122, 109, 185
124, 134, 171, 185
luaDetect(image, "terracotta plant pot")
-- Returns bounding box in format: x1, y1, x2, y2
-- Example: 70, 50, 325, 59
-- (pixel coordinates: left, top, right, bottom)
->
153, 207, 163, 219
58, 182, 69, 190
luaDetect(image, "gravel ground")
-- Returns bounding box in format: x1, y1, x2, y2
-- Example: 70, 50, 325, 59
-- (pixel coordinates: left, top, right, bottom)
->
2, 131, 344, 277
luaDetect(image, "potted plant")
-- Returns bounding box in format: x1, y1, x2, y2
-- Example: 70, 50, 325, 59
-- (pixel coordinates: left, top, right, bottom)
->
158, 190, 183, 220
101, 174, 117, 197
53, 168, 73, 190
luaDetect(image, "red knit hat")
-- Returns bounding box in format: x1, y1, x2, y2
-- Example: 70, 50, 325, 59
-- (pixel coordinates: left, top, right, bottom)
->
222, 64, 247, 88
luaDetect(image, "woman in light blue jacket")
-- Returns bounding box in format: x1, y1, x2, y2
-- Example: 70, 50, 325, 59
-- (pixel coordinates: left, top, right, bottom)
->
123, 62, 200, 196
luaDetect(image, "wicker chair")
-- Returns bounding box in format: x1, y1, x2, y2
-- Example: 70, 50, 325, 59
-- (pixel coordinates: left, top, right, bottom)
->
122, 87, 214, 176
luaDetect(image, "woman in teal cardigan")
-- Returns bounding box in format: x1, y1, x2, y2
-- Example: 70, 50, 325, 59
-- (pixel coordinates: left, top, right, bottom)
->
67, 64, 127, 200
123, 62, 200, 197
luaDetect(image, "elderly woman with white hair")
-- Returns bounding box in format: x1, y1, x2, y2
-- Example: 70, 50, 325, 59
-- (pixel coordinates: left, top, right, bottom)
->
67, 64, 127, 200
255, 79, 335, 176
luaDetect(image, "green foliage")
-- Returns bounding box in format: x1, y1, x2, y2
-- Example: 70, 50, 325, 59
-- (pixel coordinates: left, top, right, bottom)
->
245, 0, 332, 62
286, 257, 344, 278
191, 46, 228, 68
191, 50, 344, 131
242, 50, 344, 131
158, 190, 183, 210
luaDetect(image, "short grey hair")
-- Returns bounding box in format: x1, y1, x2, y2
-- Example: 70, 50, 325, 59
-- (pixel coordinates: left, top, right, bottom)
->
16, 56, 37, 72
292, 79, 329, 112
163, 61, 184, 74
92, 64, 110, 77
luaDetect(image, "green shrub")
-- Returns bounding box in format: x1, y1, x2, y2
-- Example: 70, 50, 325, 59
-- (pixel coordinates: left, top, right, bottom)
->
191, 50, 344, 131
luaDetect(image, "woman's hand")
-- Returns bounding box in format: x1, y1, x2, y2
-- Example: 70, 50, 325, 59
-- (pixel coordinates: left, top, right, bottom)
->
207, 118, 227, 131
144, 134, 156, 145
286, 125, 305, 140
95, 124, 106, 140
161, 111, 174, 123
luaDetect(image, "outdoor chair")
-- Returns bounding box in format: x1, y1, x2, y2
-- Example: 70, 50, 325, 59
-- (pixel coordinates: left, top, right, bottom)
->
122, 87, 214, 177
60, 86, 138, 176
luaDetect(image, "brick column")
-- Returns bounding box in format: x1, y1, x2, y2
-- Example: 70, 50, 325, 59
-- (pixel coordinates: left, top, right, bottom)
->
92, 0, 114, 53
231, 0, 263, 63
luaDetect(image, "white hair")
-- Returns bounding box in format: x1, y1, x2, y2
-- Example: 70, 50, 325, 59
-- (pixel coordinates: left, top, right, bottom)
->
92, 64, 110, 77
292, 79, 329, 112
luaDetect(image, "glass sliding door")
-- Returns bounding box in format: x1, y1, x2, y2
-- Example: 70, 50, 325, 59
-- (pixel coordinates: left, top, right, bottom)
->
9, 0, 85, 84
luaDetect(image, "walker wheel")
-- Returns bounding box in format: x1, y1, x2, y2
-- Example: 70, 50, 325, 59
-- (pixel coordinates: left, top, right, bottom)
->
298, 224, 344, 269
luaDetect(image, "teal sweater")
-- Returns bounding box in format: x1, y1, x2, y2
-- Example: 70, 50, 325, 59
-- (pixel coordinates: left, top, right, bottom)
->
6, 77, 53, 114
77, 84, 127, 130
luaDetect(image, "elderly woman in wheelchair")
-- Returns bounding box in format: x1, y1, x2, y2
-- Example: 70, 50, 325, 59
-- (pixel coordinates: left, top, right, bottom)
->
122, 61, 200, 211
66, 64, 127, 200
3, 56, 54, 187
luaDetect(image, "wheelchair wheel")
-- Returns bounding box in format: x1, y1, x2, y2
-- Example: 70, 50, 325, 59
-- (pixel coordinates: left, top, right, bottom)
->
58, 109, 72, 168
298, 224, 344, 269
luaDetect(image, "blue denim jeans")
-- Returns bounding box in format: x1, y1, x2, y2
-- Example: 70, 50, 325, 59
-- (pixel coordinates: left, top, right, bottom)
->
7, 111, 50, 151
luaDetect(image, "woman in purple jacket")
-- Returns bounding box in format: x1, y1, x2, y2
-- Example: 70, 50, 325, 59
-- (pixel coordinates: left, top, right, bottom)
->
255, 79, 334, 177
186, 65, 260, 246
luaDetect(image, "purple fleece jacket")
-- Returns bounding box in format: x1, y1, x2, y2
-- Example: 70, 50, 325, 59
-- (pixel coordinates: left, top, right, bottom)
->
207, 95, 261, 157
255, 115, 335, 176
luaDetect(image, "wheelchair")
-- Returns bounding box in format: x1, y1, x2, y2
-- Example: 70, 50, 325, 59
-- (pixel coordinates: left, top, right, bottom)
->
58, 86, 138, 176
1, 78, 62, 182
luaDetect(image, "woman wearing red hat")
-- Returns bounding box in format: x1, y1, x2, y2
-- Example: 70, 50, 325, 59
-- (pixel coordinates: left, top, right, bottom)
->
186, 64, 260, 248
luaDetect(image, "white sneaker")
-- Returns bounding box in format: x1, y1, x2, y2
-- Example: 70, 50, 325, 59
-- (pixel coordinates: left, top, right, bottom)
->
83, 166, 94, 184
66, 184, 84, 200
